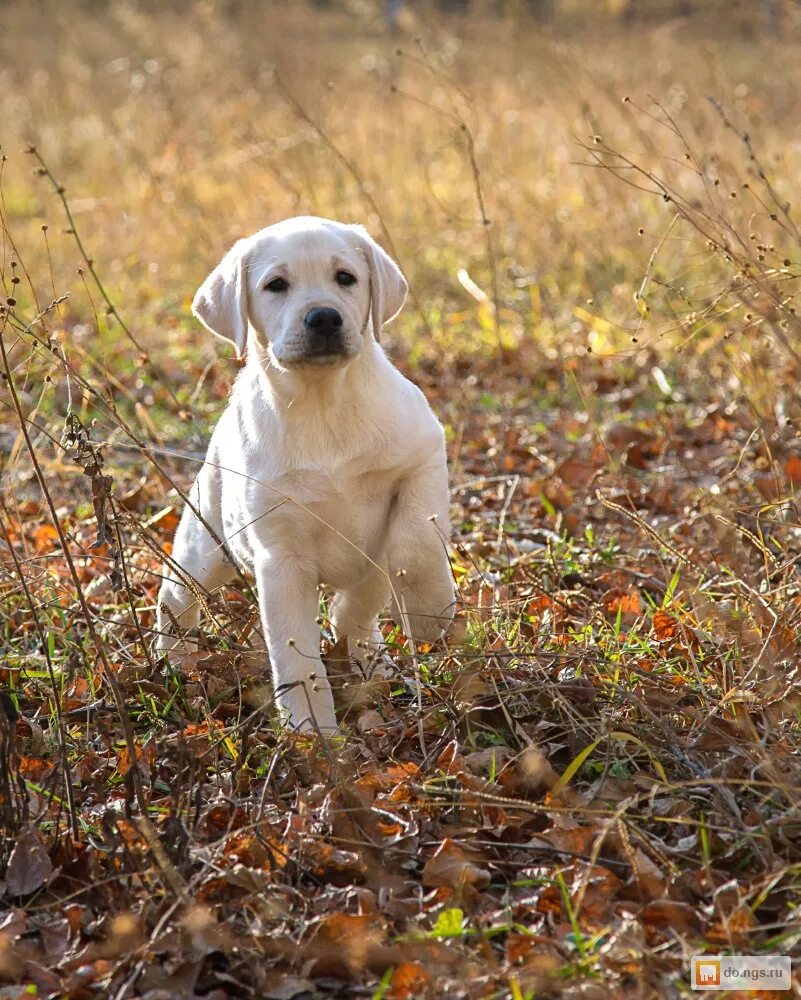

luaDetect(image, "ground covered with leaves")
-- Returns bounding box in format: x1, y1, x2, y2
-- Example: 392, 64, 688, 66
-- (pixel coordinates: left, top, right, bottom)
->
2, 2, 801, 998
3, 346, 801, 998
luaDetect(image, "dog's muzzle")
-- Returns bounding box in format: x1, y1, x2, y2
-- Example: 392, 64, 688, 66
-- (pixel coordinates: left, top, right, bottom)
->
303, 307, 346, 357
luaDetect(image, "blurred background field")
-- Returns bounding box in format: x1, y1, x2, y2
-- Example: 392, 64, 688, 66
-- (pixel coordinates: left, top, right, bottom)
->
3, 1, 801, 396
3, 3, 801, 998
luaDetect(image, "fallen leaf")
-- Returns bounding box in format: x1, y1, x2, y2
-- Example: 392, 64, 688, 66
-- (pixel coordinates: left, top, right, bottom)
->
309, 912, 386, 973
653, 609, 678, 642
641, 899, 701, 935
389, 961, 432, 998
5, 830, 53, 896
603, 588, 641, 621
30, 524, 59, 552
422, 838, 491, 890
18, 756, 51, 780
116, 738, 155, 777
707, 904, 754, 946
357, 709, 386, 733
786, 454, 801, 485
262, 975, 317, 1000
555, 457, 599, 489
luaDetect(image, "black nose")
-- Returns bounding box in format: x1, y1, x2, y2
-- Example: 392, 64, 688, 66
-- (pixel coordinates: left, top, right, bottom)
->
304, 307, 344, 354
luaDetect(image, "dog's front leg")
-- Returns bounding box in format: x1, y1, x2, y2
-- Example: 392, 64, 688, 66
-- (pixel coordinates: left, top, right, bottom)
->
388, 461, 456, 645
157, 482, 234, 654
255, 552, 336, 734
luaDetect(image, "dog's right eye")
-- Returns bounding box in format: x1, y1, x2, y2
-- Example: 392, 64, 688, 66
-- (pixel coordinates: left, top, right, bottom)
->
264, 277, 289, 293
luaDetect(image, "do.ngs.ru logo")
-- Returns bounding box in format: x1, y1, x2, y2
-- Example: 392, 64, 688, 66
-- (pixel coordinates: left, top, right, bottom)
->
691, 956, 790, 991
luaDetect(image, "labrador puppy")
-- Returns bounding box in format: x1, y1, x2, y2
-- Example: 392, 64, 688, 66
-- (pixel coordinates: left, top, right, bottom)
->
156, 217, 455, 733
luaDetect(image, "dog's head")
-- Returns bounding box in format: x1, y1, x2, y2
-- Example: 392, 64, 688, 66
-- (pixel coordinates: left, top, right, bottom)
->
192, 217, 408, 370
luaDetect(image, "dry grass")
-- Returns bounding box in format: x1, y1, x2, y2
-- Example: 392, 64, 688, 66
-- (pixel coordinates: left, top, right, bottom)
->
2, 2, 801, 998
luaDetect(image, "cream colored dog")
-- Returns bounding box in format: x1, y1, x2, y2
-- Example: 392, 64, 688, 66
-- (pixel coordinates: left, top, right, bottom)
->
156, 217, 455, 733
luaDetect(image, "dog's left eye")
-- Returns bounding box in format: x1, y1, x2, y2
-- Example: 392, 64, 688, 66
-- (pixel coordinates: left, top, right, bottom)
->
335, 270, 357, 287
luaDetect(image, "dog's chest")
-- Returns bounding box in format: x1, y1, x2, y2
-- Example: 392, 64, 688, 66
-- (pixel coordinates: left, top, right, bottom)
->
226, 462, 397, 585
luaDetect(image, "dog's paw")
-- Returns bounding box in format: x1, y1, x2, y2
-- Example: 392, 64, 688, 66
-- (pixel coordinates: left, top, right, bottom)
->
274, 675, 338, 736
403, 614, 451, 647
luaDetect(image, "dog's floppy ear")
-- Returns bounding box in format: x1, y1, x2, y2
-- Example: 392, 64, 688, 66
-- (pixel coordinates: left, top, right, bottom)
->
351, 226, 408, 340
192, 239, 250, 358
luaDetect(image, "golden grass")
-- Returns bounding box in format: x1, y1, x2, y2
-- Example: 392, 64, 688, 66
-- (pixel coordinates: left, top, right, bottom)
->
3, 0, 800, 375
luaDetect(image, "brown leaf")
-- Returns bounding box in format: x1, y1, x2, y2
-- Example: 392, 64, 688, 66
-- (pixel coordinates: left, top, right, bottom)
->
422, 838, 491, 889
532, 825, 599, 856
606, 422, 653, 449
5, 830, 53, 896
499, 747, 559, 795
40, 916, 73, 963
179, 720, 225, 756
627, 847, 665, 899
506, 932, 538, 965
754, 472, 781, 501
309, 842, 368, 882
707, 904, 755, 946
117, 475, 156, 513
322, 634, 351, 682
641, 899, 701, 935
307, 912, 387, 976
356, 761, 420, 798
357, 709, 386, 733
262, 975, 318, 1000
555, 457, 599, 489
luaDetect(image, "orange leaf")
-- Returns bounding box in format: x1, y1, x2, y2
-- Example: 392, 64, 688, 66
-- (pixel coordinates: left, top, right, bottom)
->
180, 720, 224, 756
707, 905, 755, 946
114, 819, 147, 850
116, 739, 154, 777
19, 756, 51, 780
506, 932, 534, 965
315, 912, 384, 946
225, 833, 269, 868
385, 781, 415, 804
148, 505, 180, 534
389, 962, 431, 999
603, 589, 641, 618
30, 524, 59, 552
786, 454, 801, 485
375, 819, 404, 838
527, 594, 553, 617
386, 762, 419, 782
536, 883, 563, 916
653, 609, 678, 641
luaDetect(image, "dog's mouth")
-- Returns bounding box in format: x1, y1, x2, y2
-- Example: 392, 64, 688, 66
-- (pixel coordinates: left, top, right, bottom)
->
273, 333, 355, 371
274, 348, 354, 372
286, 352, 351, 370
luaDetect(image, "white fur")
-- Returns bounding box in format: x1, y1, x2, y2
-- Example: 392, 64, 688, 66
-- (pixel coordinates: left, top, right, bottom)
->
156, 217, 455, 733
